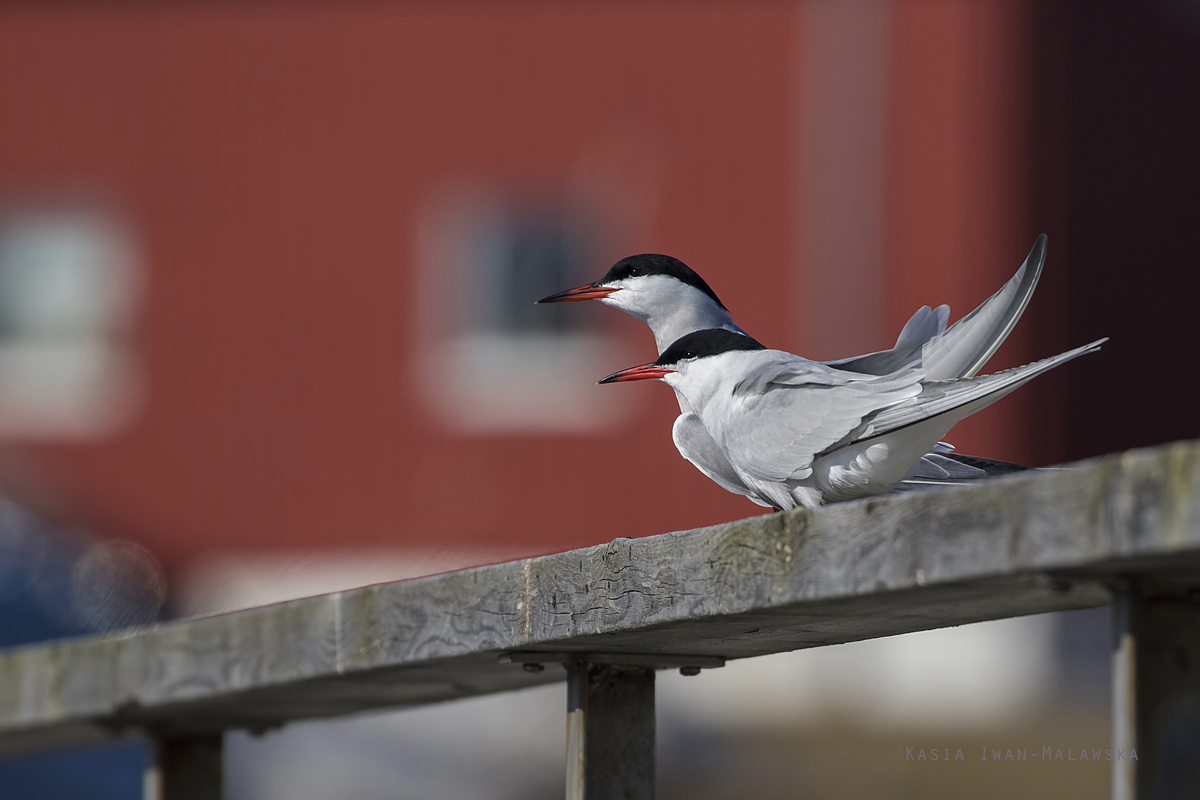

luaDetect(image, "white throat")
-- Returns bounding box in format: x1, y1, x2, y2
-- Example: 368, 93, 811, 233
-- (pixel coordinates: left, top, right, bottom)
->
600, 275, 746, 354
664, 350, 758, 418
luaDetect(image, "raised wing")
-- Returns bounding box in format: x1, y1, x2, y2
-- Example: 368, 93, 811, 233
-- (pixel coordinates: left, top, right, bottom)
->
826, 235, 1046, 380
921, 234, 1047, 380
825, 304, 947, 376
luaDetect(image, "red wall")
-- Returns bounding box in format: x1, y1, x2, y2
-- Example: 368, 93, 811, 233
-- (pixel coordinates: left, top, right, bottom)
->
0, 1, 1040, 569
888, 0, 1039, 465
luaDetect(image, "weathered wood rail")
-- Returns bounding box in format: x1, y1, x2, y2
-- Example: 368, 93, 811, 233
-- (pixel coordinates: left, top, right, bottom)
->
4, 441, 1200, 799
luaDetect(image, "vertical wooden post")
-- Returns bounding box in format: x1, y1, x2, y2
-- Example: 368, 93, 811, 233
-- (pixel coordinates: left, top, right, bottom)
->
1112, 582, 1200, 800
144, 733, 224, 800
566, 661, 655, 800
1112, 584, 1137, 800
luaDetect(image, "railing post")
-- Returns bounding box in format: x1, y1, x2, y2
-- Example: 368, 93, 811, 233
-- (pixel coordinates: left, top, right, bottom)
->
565, 660, 655, 800
144, 733, 224, 800
1111, 581, 1200, 800
1112, 584, 1137, 800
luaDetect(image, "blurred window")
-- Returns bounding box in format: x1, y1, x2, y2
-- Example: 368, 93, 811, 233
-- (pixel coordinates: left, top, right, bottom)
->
0, 205, 141, 439
456, 207, 593, 337
417, 188, 632, 432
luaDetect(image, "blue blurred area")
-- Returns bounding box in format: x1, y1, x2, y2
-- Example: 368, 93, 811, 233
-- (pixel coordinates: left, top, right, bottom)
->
0, 744, 146, 800
0, 499, 149, 800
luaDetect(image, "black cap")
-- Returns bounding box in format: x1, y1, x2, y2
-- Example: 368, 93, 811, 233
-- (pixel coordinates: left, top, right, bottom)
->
656, 329, 766, 366
600, 254, 729, 311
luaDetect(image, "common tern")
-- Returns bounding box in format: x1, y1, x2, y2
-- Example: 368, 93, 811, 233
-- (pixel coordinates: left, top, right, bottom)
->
599, 329, 1105, 510
538, 238, 1048, 501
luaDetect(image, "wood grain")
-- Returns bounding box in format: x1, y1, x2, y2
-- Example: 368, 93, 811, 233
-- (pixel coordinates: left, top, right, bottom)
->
3, 440, 1200, 757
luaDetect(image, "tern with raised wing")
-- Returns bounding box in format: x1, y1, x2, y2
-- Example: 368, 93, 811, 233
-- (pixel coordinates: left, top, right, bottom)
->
599, 329, 1105, 510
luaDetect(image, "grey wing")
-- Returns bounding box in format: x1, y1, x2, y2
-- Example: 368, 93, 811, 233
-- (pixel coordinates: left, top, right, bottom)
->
829, 235, 1046, 380
671, 413, 772, 506
824, 304, 947, 376
721, 359, 926, 483
920, 234, 1047, 380
860, 338, 1105, 443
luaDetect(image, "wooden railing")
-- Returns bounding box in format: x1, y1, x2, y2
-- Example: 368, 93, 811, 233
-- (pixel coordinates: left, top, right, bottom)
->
3, 440, 1200, 799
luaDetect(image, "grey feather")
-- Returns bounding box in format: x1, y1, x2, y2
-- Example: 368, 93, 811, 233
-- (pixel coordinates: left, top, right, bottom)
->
921, 234, 1047, 380
828, 235, 1046, 380
857, 337, 1104, 444
672, 412, 770, 505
